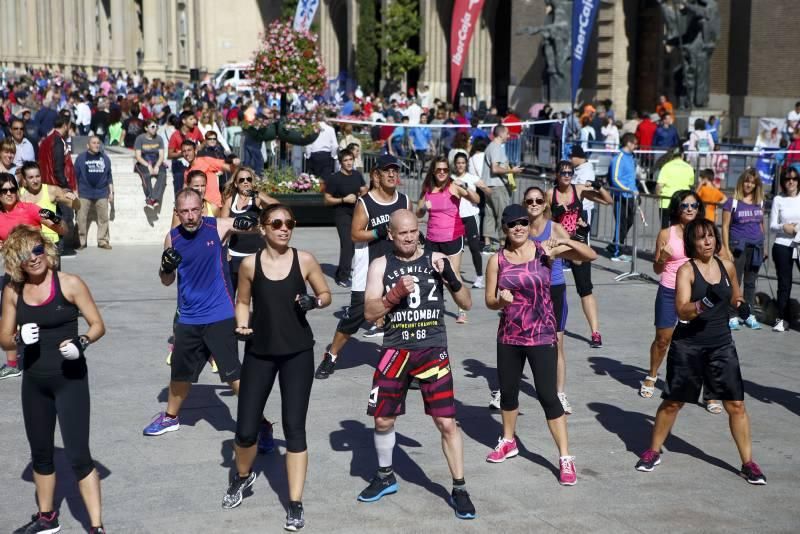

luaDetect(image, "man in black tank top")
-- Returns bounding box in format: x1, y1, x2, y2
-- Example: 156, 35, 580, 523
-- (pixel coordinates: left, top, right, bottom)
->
356, 209, 478, 519
315, 155, 411, 380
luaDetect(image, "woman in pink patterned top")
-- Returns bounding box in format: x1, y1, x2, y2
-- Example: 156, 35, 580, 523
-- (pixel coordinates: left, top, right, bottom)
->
483, 203, 596, 486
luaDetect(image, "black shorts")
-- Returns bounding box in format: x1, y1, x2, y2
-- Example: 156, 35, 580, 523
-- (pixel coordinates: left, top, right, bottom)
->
662, 339, 744, 403
426, 236, 464, 257
337, 291, 366, 335
172, 317, 241, 383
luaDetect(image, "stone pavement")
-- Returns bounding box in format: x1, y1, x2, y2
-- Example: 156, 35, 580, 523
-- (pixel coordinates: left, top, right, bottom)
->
0, 228, 798, 533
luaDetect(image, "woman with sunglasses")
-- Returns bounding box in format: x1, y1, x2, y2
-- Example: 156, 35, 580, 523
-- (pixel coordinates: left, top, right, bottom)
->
642, 191, 721, 412
549, 160, 611, 348
0, 173, 66, 381
635, 218, 766, 485
484, 204, 596, 484
769, 167, 800, 332
224, 204, 331, 531
221, 166, 278, 291
1, 225, 107, 533
721, 169, 765, 330
417, 155, 479, 323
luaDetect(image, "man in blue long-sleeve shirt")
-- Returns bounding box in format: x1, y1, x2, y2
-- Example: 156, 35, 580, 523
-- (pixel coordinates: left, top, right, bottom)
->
608, 133, 638, 260
652, 114, 680, 149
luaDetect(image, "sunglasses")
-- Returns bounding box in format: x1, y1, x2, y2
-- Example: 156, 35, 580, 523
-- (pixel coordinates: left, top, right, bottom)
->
680, 202, 700, 211
27, 243, 45, 260
238, 176, 253, 183
11, 127, 23, 131
207, 137, 217, 141
525, 197, 546, 206
786, 175, 799, 181
505, 219, 530, 229
268, 218, 296, 230
434, 168, 449, 175
559, 171, 574, 177
1, 186, 18, 194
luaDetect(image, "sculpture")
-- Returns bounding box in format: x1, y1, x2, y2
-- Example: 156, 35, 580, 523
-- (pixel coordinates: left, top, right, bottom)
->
517, 0, 571, 102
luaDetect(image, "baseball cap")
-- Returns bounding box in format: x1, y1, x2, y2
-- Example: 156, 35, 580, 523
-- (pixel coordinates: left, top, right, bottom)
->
569, 144, 587, 159
501, 204, 529, 226
377, 154, 401, 170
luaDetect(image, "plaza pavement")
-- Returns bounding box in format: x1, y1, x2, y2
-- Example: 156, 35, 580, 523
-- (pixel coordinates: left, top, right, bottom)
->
0, 227, 798, 533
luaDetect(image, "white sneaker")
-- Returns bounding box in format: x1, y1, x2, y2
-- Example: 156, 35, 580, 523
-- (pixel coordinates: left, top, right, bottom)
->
558, 392, 573, 414
473, 276, 485, 289
773, 319, 786, 332
488, 390, 501, 410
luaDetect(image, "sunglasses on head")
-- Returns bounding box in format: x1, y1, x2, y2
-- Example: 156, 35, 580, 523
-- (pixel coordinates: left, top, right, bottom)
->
268, 218, 296, 230
680, 202, 700, 211
238, 176, 253, 183
1, 186, 18, 194
525, 197, 546, 206
505, 219, 530, 229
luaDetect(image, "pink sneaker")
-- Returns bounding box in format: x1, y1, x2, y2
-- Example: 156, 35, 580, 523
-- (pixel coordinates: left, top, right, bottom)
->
486, 437, 518, 463
559, 456, 577, 485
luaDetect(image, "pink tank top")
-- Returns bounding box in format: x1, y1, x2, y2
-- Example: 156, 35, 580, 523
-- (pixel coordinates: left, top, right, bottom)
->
660, 225, 689, 289
425, 187, 464, 242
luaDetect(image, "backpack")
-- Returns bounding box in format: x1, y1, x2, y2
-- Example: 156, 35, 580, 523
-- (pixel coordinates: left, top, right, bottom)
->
696, 132, 710, 153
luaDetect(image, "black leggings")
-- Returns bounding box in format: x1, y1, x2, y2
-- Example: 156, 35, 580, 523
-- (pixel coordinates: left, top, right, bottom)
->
235, 348, 314, 453
570, 260, 593, 297
496, 343, 563, 419
461, 214, 483, 276
772, 243, 800, 321
334, 209, 355, 282
22, 372, 95, 480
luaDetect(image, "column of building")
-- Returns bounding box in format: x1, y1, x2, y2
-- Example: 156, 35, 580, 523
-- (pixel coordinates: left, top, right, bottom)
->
419, 0, 448, 102
140, 0, 166, 79
464, 9, 493, 108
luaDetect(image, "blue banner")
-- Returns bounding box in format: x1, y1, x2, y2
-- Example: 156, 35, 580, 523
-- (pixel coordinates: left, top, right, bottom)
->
293, 0, 320, 32
571, 0, 600, 106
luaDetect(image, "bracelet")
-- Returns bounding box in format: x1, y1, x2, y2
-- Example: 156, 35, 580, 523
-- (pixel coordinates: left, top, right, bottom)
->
694, 300, 704, 314
78, 335, 91, 351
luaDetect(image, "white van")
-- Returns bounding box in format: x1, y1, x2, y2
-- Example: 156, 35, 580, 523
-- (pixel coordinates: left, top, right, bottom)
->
212, 62, 254, 92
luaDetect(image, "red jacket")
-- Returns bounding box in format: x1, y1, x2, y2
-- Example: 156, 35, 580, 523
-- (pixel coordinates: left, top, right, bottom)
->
38, 131, 77, 192
635, 119, 657, 149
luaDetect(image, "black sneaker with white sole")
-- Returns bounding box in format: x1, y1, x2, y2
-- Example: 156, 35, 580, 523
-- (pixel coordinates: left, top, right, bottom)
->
362, 325, 383, 338
13, 511, 60, 534
284, 501, 305, 531
315, 352, 336, 379
222, 471, 257, 509
450, 487, 476, 519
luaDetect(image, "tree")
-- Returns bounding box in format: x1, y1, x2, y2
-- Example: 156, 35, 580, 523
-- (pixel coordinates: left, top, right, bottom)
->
380, 0, 426, 85
282, 0, 299, 20
355, 0, 379, 94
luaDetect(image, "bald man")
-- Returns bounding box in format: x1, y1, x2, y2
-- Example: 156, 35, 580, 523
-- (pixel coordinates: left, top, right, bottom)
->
356, 209, 476, 519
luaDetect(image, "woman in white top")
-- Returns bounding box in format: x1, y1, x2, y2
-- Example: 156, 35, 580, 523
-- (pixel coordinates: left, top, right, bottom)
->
453, 152, 490, 295
769, 167, 800, 332
601, 117, 620, 150
579, 116, 596, 151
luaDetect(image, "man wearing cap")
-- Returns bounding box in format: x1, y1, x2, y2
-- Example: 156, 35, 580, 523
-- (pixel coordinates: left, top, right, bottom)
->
315, 154, 411, 380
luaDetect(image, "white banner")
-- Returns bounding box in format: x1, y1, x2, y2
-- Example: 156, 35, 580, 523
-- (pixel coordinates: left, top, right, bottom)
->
293, 0, 320, 33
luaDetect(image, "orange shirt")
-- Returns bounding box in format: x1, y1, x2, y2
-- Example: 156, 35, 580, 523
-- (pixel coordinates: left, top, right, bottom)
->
656, 101, 674, 119
696, 184, 725, 222
188, 157, 224, 207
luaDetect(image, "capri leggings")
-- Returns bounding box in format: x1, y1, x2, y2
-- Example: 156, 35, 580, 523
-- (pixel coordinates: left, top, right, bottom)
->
461, 214, 483, 276
497, 343, 564, 419
570, 260, 593, 297
235, 348, 314, 453
22, 372, 95, 480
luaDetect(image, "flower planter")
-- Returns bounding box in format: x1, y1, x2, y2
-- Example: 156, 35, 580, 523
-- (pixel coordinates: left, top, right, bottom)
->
272, 193, 334, 226
250, 121, 278, 142
278, 122, 320, 146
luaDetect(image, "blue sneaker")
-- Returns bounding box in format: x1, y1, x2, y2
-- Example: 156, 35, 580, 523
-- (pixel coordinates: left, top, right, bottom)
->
450, 487, 476, 519
257, 421, 275, 454
143, 412, 180, 436
357, 472, 398, 502
744, 315, 762, 330
729, 318, 742, 330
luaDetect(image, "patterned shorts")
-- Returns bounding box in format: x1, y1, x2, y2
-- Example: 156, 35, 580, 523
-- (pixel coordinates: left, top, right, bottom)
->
367, 346, 455, 418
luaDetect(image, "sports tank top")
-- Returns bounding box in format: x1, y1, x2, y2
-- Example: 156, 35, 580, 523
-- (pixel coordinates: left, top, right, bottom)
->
171, 217, 235, 324
382, 250, 447, 350
530, 220, 565, 285
424, 187, 464, 242
660, 225, 689, 290
16, 272, 83, 378
32, 184, 60, 244
361, 191, 408, 263
228, 193, 262, 256
673, 257, 733, 346
249, 248, 314, 355
550, 185, 583, 236
497, 243, 557, 346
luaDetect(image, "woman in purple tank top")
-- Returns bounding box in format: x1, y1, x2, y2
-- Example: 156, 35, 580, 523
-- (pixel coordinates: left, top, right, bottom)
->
483, 204, 596, 486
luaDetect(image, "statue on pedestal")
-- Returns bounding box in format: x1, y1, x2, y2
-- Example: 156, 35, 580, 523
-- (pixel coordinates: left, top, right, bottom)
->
517, 0, 571, 103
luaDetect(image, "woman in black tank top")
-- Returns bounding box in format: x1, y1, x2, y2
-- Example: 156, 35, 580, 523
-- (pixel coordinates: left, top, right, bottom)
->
635, 219, 767, 485
0, 225, 108, 532
224, 204, 331, 530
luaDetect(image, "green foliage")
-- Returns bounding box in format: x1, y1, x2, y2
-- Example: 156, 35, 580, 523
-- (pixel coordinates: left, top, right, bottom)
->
282, 0, 299, 20
355, 0, 379, 94
380, 0, 426, 83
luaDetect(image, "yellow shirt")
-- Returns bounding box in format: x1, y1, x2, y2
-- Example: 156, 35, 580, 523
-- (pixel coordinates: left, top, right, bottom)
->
657, 159, 695, 209
24, 184, 60, 243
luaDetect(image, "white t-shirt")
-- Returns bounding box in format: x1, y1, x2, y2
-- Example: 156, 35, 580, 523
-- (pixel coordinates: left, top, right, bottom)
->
787, 110, 800, 133
405, 103, 422, 124
468, 152, 485, 178
454, 172, 481, 217
572, 162, 595, 211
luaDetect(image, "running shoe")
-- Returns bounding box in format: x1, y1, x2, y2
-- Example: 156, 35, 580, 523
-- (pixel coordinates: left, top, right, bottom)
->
210, 358, 219, 373
143, 412, 180, 436
557, 392, 573, 415
728, 318, 742, 330
13, 511, 59, 534
486, 437, 518, 463
472, 275, 485, 289
314, 352, 336, 380
740, 461, 767, 485
589, 331, 603, 348
222, 471, 257, 509
89, 527, 106, 534
165, 345, 173, 366
745, 315, 762, 330
488, 390, 501, 410
772, 319, 786, 332
559, 455, 577, 485
257, 420, 275, 454
0, 364, 21, 380
611, 254, 632, 262
449, 487, 476, 519
456, 310, 467, 324
284, 501, 305, 531
635, 449, 662, 472
144, 199, 155, 210
335, 279, 351, 288
481, 244, 498, 255
357, 472, 398, 502
362, 325, 383, 338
